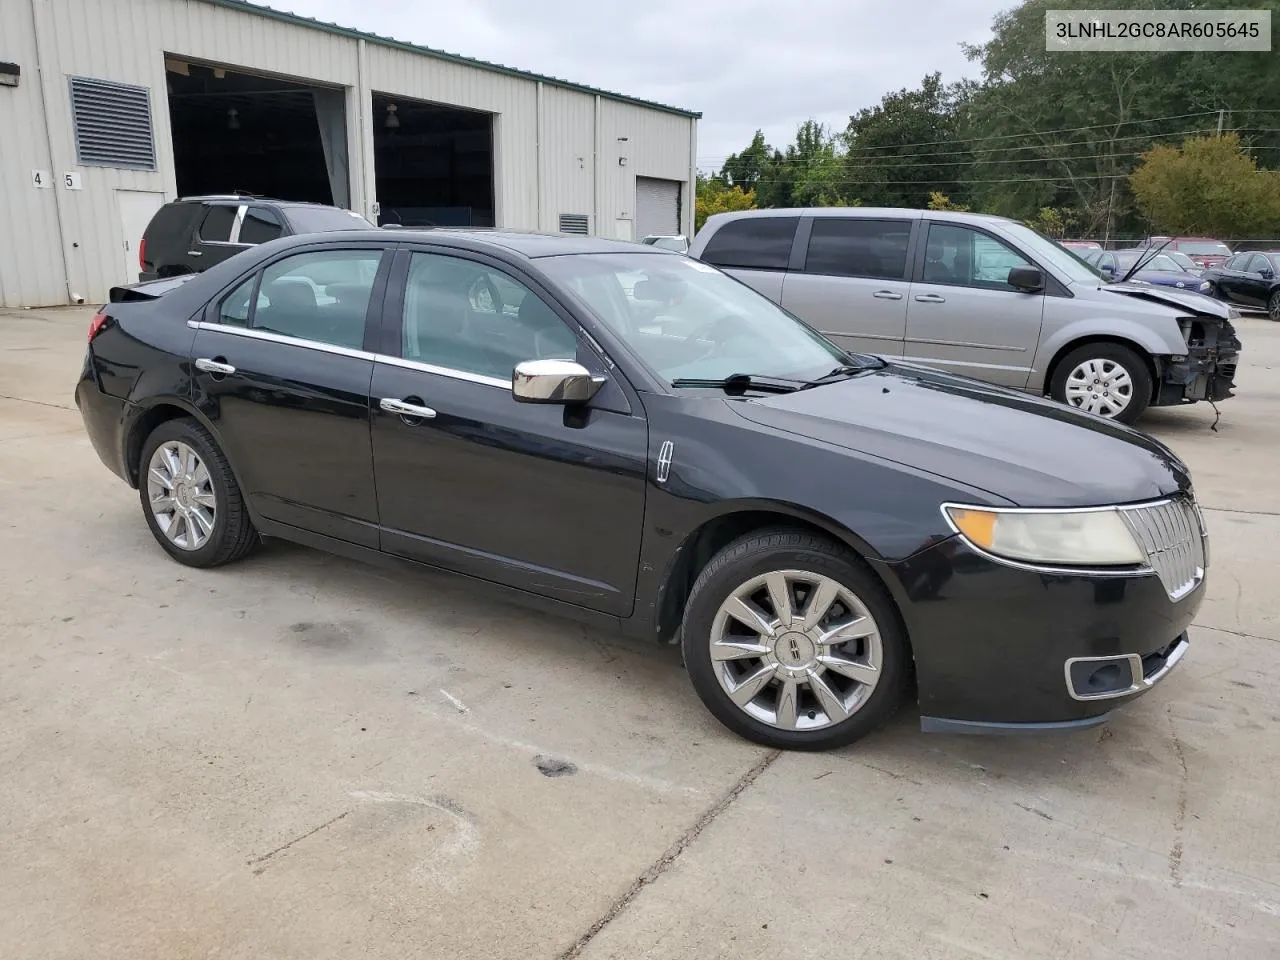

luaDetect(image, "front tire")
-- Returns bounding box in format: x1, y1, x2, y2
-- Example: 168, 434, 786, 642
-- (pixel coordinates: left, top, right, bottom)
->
1268, 290, 1280, 321
1050, 343, 1151, 424
138, 418, 257, 567
681, 529, 909, 751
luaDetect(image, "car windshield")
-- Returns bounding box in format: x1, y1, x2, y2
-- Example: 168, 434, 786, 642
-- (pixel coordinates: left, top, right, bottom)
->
1000, 222, 1102, 283
1115, 251, 1183, 272
1178, 241, 1231, 255
538, 253, 851, 385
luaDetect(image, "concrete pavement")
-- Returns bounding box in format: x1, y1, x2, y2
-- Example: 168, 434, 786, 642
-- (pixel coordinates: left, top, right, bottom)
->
1, 306, 1277, 959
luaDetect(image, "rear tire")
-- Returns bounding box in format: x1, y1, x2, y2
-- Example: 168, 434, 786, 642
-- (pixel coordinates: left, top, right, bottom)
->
681, 528, 909, 751
138, 418, 257, 568
1050, 342, 1151, 424
1268, 290, 1280, 321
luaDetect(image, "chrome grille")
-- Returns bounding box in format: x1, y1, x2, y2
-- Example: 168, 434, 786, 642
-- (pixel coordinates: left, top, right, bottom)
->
1121, 498, 1206, 601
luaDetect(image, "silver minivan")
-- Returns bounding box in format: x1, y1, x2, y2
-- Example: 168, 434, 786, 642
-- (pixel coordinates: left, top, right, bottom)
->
689, 208, 1241, 423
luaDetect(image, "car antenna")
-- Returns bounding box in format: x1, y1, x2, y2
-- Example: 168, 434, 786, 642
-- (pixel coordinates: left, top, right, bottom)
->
1119, 238, 1173, 283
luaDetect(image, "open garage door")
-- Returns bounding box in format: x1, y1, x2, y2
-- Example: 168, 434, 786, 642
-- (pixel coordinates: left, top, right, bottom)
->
636, 177, 681, 238
372, 93, 494, 228
165, 57, 349, 207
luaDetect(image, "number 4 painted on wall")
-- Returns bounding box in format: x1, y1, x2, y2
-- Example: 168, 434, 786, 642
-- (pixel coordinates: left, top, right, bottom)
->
31, 169, 51, 189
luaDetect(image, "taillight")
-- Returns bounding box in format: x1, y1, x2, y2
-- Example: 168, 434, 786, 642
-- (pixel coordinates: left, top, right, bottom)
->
88, 308, 109, 343
138, 236, 147, 271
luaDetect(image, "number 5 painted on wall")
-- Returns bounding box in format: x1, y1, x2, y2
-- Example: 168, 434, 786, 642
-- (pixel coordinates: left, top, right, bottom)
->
63, 172, 83, 190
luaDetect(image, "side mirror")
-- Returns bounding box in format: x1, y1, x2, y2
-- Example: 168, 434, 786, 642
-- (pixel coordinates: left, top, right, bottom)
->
1008, 265, 1045, 291
512, 359, 604, 404
1260, 267, 1274, 279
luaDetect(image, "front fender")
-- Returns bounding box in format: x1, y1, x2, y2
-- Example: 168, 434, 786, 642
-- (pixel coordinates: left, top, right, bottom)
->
1032, 315, 1184, 390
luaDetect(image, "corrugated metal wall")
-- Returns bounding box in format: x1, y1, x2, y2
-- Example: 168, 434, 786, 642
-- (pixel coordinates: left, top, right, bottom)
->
0, 0, 695, 307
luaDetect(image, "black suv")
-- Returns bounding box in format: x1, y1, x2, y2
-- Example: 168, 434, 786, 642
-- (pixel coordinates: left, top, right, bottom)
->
139, 196, 372, 281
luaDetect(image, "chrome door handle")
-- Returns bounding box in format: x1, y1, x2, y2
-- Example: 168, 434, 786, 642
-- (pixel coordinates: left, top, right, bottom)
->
187, 250, 203, 257
914, 293, 947, 303
872, 290, 903, 300
380, 397, 437, 419
194, 358, 236, 375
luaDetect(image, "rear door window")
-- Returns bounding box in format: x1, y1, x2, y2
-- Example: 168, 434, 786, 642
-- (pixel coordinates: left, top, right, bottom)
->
196, 205, 238, 243
699, 217, 799, 270
804, 218, 910, 280
239, 207, 285, 245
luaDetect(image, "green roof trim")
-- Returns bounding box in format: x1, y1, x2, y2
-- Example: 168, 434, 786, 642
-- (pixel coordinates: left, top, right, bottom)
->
197, 0, 702, 119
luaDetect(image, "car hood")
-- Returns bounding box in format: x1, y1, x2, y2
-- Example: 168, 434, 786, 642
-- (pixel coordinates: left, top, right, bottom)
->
1130, 271, 1206, 289
1098, 280, 1233, 317
728, 363, 1191, 508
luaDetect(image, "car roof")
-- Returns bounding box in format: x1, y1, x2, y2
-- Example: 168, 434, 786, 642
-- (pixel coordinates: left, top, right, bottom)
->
177, 195, 348, 209
703, 206, 1019, 228
273, 228, 674, 259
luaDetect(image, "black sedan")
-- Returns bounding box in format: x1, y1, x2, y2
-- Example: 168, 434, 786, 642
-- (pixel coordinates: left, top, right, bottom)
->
1203, 250, 1280, 319
76, 230, 1207, 750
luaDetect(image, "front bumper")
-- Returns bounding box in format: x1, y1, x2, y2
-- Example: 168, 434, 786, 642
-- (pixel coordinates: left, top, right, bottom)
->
874, 537, 1203, 729
1155, 319, 1241, 406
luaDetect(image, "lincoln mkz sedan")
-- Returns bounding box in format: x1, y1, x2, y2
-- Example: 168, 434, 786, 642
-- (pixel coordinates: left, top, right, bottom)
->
76, 230, 1206, 750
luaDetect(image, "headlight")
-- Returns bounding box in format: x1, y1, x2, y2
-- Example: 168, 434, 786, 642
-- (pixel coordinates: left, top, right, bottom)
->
1198, 281, 1211, 292
944, 505, 1146, 566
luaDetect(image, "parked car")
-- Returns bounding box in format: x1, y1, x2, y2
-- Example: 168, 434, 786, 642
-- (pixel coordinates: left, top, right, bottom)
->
1085, 249, 1213, 293
689, 209, 1240, 424
640, 234, 690, 253
139, 195, 372, 281
1136, 237, 1232, 269
1202, 251, 1280, 319
1061, 240, 1102, 251
1163, 250, 1203, 276
78, 229, 1205, 750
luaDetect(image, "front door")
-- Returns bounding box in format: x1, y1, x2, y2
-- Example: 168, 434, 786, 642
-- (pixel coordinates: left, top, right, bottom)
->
904, 221, 1045, 389
189, 203, 249, 272
191, 244, 392, 547
370, 249, 648, 616
115, 189, 163, 283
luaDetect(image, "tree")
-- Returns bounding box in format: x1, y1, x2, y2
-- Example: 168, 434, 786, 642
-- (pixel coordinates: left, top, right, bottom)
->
1130, 134, 1280, 239
843, 73, 970, 209
720, 131, 770, 192
695, 175, 756, 232
927, 191, 969, 212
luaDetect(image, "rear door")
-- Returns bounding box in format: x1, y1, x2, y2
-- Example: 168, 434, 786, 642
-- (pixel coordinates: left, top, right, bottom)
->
780, 216, 914, 357
237, 206, 286, 246
1213, 255, 1253, 304
904, 221, 1045, 389
695, 216, 798, 301
189, 203, 249, 271
190, 242, 393, 546
1238, 254, 1273, 307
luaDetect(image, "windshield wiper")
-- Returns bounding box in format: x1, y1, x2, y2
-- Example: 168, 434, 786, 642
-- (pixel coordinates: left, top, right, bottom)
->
1119, 238, 1173, 283
669, 373, 805, 394
798, 358, 887, 388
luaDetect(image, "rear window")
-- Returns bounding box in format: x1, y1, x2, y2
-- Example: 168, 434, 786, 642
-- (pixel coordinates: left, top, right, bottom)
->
282, 206, 373, 234
196, 205, 237, 243
1176, 240, 1231, 256
804, 218, 910, 280
700, 217, 799, 270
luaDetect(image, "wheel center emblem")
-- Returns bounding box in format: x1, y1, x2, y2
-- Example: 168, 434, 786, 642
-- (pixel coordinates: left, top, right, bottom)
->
774, 631, 816, 668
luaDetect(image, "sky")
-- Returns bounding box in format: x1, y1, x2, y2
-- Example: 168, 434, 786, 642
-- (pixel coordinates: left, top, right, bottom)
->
266, 0, 1010, 168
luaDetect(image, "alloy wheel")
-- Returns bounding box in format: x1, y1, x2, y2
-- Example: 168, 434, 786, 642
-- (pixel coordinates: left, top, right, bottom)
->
146, 441, 217, 550
1063, 358, 1133, 418
709, 569, 882, 731
1269, 292, 1280, 321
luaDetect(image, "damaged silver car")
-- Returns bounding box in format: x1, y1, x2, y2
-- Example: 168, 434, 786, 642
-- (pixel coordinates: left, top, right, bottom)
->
690, 208, 1241, 424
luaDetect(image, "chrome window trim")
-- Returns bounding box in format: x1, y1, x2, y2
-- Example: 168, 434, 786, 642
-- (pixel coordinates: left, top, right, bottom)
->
1064, 635, 1189, 702
187, 320, 514, 388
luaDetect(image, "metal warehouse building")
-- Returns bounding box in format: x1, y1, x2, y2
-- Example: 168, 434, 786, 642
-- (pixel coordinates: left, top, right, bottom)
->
0, 0, 699, 308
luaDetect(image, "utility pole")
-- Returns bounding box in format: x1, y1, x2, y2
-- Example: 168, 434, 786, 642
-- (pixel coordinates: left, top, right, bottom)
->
1218, 109, 1226, 135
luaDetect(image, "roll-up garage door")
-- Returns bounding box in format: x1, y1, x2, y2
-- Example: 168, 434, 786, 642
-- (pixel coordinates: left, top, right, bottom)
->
635, 177, 681, 238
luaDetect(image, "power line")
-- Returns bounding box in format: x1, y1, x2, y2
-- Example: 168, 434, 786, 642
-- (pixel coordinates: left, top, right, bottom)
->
699, 126, 1280, 170
696, 111, 1221, 162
